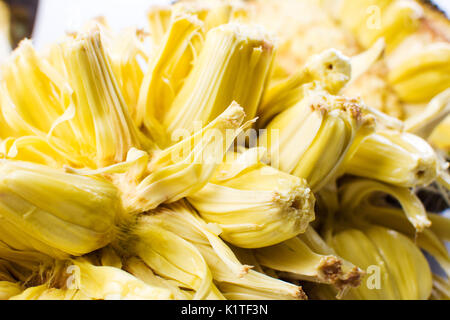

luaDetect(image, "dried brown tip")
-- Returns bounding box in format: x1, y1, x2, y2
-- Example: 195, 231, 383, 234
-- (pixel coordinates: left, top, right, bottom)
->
136, 28, 150, 39
296, 286, 309, 300
318, 256, 342, 283
335, 266, 364, 290
238, 264, 253, 278
317, 257, 365, 293
334, 96, 364, 121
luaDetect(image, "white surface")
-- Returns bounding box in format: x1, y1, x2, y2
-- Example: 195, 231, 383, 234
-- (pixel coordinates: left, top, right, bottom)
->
437, 0, 450, 14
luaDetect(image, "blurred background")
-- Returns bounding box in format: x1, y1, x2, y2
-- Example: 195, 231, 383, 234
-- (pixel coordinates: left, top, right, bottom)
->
1, 0, 168, 51
0, 0, 449, 50
32, 0, 168, 48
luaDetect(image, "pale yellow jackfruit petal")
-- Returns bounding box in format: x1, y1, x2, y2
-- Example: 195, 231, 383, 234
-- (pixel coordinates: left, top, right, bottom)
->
0, 160, 120, 258
345, 131, 438, 187
122, 102, 246, 213
62, 30, 144, 167
0, 281, 22, 300
188, 148, 316, 248
164, 23, 275, 138
339, 178, 431, 231
260, 90, 374, 191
